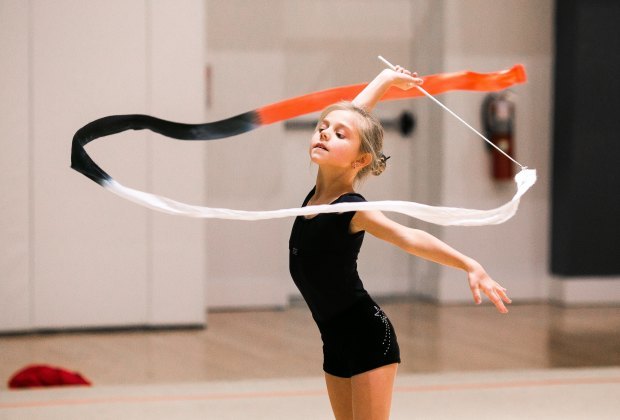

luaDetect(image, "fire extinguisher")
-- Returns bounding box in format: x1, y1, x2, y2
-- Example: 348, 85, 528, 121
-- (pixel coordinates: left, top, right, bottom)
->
481, 90, 515, 180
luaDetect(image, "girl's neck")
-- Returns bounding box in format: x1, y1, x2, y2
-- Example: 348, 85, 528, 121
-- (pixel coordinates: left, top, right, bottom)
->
311, 168, 356, 205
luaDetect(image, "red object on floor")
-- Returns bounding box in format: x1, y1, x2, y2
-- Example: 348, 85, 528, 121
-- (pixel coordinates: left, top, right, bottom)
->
8, 365, 91, 389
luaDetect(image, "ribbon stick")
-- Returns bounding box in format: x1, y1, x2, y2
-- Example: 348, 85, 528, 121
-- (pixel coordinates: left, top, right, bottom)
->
378, 56, 527, 170
71, 64, 535, 226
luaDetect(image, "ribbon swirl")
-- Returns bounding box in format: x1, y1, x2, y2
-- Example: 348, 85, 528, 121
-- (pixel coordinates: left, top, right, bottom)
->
71, 64, 536, 226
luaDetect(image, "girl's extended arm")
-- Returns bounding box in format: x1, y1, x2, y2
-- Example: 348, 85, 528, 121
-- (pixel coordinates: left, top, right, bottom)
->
351, 210, 512, 313
352, 66, 423, 112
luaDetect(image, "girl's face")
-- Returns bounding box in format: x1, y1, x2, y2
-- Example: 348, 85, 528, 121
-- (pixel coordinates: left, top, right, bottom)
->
309, 110, 364, 170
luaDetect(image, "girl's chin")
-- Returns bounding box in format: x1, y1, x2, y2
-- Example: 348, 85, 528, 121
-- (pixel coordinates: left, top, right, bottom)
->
309, 151, 325, 163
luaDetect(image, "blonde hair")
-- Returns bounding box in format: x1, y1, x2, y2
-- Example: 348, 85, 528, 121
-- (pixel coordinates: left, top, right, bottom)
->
316, 101, 387, 181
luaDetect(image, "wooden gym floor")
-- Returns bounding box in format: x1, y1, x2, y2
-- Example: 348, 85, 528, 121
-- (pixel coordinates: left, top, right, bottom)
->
1, 300, 619, 419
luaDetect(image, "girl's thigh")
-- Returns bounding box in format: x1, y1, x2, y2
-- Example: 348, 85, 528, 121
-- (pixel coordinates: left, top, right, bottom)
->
325, 373, 353, 420
350, 363, 398, 420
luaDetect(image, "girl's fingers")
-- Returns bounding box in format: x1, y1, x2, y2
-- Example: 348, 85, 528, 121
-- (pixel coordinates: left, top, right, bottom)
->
498, 288, 512, 304
470, 275, 510, 313
391, 66, 422, 88
474, 285, 510, 313
490, 289, 509, 313
471, 287, 482, 305
394, 65, 413, 75
495, 301, 509, 314
484, 288, 508, 313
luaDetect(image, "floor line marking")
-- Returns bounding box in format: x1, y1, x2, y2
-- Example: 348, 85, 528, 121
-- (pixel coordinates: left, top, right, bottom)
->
1, 376, 619, 409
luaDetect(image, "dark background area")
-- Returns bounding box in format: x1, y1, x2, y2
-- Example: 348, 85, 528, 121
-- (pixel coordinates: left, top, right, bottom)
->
552, 0, 620, 276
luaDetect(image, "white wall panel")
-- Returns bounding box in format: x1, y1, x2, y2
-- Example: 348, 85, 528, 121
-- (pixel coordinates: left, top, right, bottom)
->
0, 0, 208, 332
0, 0, 31, 331
204, 51, 289, 309
148, 0, 206, 325
436, 0, 555, 303
283, 0, 413, 41
31, 0, 150, 328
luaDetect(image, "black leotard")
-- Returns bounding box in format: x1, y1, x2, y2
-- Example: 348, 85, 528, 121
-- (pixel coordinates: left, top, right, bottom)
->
289, 187, 369, 322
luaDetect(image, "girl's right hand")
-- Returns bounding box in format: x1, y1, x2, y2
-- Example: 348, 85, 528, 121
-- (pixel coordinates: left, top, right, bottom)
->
467, 261, 512, 314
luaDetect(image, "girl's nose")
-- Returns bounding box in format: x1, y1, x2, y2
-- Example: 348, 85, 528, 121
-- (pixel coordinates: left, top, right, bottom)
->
320, 130, 329, 140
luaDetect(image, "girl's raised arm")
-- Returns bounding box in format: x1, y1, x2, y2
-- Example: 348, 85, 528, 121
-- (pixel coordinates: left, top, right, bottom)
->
352, 66, 423, 112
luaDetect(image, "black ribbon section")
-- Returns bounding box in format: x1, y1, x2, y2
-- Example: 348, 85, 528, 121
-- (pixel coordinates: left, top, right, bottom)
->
71, 112, 259, 185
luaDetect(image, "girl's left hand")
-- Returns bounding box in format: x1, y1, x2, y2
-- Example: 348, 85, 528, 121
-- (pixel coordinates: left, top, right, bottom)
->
467, 262, 512, 314
384, 65, 424, 90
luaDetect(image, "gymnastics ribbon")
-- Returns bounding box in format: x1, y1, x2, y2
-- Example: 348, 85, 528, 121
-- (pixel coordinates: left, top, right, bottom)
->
71, 64, 536, 226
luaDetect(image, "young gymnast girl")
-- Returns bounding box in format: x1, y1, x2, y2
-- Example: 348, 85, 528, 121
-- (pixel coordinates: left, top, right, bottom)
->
288, 65, 512, 420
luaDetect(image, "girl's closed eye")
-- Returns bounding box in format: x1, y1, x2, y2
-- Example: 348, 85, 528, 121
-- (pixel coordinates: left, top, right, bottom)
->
317, 123, 345, 139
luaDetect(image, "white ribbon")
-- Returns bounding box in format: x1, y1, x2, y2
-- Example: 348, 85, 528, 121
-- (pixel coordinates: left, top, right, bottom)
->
103, 168, 536, 226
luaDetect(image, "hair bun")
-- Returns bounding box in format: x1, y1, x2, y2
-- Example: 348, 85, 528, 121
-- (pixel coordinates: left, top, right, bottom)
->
373, 153, 390, 176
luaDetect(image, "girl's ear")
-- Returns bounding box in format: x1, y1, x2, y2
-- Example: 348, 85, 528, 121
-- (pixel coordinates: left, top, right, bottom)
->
354, 153, 372, 169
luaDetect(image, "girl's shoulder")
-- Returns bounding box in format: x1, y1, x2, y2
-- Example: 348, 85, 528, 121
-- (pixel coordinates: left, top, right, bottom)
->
333, 192, 366, 204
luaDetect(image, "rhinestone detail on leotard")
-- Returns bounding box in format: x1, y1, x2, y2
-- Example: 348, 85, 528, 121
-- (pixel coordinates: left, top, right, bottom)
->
374, 306, 392, 356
